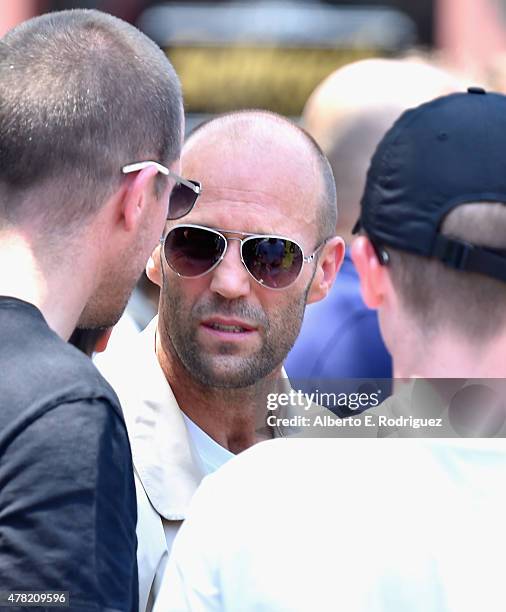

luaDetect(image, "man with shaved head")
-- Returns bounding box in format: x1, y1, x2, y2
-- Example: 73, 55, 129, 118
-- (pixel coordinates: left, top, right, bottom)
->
286, 58, 461, 392
99, 110, 343, 611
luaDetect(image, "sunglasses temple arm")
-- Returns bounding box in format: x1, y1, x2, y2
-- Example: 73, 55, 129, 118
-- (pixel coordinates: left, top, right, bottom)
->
122, 162, 200, 195
167, 170, 201, 194
304, 240, 328, 263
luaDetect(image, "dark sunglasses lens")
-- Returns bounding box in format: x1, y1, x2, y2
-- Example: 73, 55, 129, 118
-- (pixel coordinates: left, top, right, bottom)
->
167, 180, 201, 220
242, 237, 303, 288
164, 226, 225, 277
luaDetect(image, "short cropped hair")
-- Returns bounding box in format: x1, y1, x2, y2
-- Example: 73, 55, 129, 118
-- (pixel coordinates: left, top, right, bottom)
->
386, 203, 506, 340
0, 10, 182, 232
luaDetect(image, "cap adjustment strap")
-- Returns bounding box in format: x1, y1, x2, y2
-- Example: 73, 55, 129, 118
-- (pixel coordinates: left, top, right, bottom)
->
433, 235, 506, 283
433, 236, 473, 270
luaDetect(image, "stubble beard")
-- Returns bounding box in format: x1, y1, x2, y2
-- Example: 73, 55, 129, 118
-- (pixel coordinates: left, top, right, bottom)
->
77, 268, 139, 330
159, 290, 307, 389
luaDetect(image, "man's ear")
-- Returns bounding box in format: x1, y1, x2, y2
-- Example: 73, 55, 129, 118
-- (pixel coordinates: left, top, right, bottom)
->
306, 236, 345, 304
116, 165, 159, 232
146, 243, 163, 287
351, 236, 390, 309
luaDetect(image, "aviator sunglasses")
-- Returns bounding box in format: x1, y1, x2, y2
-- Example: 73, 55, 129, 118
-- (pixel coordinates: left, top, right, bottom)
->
161, 224, 325, 290
122, 161, 201, 220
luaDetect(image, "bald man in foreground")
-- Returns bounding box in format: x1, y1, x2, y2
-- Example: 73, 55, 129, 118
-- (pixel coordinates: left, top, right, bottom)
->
286, 58, 461, 392
99, 111, 343, 610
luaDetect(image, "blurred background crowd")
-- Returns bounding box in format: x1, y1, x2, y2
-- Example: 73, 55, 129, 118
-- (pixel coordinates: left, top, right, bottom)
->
4, 0, 506, 114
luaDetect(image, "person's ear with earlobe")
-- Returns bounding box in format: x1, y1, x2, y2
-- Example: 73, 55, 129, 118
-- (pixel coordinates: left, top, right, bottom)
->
351, 236, 391, 309
306, 236, 345, 304
119, 165, 160, 232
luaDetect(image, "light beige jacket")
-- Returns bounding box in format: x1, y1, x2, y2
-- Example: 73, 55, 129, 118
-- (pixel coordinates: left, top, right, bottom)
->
99, 318, 315, 611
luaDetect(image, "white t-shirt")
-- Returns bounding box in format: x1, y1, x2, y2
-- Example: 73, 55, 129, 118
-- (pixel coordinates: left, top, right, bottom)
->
154, 437, 506, 612
181, 413, 234, 475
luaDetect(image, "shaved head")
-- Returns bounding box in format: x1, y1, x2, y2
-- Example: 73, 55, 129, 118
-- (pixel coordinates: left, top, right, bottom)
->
184, 110, 337, 243
154, 109, 344, 390
303, 58, 462, 240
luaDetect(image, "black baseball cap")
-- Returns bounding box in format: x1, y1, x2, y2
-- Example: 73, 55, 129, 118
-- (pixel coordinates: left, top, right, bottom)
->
353, 88, 506, 283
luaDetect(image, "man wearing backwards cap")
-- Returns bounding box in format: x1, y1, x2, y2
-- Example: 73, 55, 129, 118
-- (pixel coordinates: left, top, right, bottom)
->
152, 90, 506, 612
351, 86, 506, 380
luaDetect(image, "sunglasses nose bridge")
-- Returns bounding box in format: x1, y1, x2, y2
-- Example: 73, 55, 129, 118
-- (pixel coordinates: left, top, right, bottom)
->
208, 235, 253, 299
221, 235, 244, 269
225, 236, 256, 280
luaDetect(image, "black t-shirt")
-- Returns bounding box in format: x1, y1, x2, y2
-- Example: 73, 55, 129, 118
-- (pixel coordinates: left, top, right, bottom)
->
0, 297, 138, 611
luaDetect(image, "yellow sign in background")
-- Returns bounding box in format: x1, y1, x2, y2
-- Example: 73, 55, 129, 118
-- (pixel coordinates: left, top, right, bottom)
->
167, 46, 376, 116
